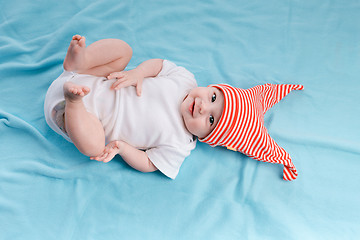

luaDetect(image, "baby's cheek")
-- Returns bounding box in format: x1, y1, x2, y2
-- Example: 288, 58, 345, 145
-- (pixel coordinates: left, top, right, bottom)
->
194, 120, 209, 137
186, 119, 199, 134
183, 118, 195, 133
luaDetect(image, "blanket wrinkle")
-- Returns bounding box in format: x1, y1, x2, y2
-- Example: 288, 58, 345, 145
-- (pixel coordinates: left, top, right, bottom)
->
1, 0, 360, 239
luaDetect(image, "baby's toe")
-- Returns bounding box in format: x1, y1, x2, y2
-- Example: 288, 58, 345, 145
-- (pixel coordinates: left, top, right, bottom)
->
69, 88, 76, 94
78, 37, 86, 47
73, 35, 81, 40
83, 87, 90, 93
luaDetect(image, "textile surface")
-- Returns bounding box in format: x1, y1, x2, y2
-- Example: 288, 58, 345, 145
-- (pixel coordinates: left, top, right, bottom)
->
1, 0, 359, 239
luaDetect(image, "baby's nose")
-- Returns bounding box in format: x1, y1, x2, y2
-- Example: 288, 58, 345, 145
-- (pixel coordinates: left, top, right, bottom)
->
199, 100, 209, 114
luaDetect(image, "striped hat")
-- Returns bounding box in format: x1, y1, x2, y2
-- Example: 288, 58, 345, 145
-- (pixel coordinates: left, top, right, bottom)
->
199, 83, 304, 181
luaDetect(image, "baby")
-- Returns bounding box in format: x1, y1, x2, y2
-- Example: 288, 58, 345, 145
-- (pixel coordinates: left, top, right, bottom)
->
44, 35, 224, 179
45, 35, 303, 181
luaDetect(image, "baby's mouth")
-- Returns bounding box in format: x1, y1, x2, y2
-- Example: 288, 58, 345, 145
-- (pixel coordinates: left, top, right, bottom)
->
189, 101, 195, 116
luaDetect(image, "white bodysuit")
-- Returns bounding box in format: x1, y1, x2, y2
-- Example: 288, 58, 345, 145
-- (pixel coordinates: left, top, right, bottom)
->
44, 60, 197, 179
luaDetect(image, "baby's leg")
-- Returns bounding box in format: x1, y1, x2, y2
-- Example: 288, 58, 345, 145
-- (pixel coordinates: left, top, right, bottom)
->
63, 35, 132, 77
63, 81, 105, 157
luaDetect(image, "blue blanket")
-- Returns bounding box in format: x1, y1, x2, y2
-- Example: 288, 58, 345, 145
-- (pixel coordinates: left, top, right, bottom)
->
1, 0, 359, 239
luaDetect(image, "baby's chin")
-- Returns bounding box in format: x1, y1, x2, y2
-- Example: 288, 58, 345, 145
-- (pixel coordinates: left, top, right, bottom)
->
180, 95, 190, 116
180, 114, 198, 138
180, 101, 187, 118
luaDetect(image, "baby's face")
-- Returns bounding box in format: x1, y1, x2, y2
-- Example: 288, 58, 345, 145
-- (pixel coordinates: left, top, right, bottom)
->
181, 86, 224, 139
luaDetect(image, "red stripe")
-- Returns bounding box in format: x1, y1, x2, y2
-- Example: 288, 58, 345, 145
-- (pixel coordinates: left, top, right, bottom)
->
223, 88, 242, 146
236, 87, 257, 150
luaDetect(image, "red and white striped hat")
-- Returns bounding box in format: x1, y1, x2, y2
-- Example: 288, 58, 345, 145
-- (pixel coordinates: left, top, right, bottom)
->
199, 83, 304, 181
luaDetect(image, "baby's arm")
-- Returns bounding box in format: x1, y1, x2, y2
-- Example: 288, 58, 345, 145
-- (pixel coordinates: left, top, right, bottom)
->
91, 141, 157, 173
107, 59, 163, 96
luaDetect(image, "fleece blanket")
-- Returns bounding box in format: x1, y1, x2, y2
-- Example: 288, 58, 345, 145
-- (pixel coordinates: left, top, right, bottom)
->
1, 0, 359, 239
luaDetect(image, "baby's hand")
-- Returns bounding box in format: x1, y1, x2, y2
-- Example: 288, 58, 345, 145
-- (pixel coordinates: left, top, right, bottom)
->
107, 69, 143, 96
90, 141, 122, 163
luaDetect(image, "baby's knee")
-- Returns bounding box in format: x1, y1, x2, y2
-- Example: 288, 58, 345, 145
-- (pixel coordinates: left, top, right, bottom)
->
116, 39, 133, 60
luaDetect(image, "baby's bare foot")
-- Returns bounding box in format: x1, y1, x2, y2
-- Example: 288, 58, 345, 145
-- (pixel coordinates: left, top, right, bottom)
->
63, 81, 90, 102
63, 35, 87, 72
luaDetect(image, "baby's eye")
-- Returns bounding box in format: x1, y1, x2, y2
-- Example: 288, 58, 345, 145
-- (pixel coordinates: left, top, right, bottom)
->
209, 115, 214, 125
211, 93, 216, 102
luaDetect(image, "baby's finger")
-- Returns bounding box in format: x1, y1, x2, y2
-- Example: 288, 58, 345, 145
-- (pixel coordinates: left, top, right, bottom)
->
90, 156, 101, 161
107, 72, 125, 80
100, 152, 110, 163
91, 151, 108, 161
108, 71, 124, 78
103, 152, 116, 163
113, 80, 133, 90
97, 152, 109, 162
111, 78, 127, 90
113, 141, 121, 149
90, 153, 104, 161
104, 147, 112, 154
136, 79, 143, 96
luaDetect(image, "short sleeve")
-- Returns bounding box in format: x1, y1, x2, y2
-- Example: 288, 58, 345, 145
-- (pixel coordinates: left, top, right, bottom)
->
146, 142, 195, 179
157, 60, 196, 83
